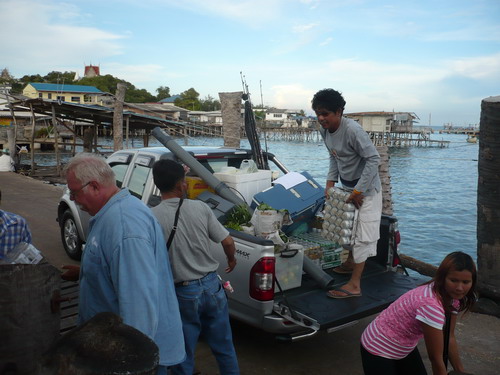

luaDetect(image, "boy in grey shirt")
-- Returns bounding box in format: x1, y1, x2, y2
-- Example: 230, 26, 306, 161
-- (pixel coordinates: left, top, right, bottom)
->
312, 89, 382, 299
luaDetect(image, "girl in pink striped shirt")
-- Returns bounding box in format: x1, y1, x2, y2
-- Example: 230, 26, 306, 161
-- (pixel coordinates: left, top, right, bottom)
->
360, 252, 476, 375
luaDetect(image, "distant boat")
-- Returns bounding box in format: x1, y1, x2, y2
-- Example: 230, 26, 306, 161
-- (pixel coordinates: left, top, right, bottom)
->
466, 134, 477, 143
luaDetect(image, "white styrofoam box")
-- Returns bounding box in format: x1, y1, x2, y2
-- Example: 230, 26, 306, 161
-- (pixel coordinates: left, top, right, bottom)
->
274, 246, 304, 292
214, 169, 272, 205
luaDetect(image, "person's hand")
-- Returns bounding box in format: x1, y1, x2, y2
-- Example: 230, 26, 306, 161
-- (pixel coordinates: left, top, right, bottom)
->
325, 180, 335, 198
346, 190, 364, 209
61, 265, 80, 281
225, 257, 236, 273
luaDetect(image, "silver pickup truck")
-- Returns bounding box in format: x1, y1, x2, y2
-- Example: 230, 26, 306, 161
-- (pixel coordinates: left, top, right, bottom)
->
57, 145, 417, 341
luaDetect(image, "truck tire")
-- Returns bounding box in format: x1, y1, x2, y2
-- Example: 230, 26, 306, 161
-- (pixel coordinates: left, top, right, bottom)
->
61, 210, 83, 260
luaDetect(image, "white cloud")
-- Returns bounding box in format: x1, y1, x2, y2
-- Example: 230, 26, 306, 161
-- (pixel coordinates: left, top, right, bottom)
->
0, 0, 124, 75
153, 0, 284, 27
293, 23, 319, 33
447, 53, 500, 80
319, 37, 333, 46
105, 63, 184, 92
270, 84, 316, 110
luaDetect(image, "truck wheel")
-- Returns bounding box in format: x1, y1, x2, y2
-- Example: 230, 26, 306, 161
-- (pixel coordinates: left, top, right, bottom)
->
61, 210, 83, 260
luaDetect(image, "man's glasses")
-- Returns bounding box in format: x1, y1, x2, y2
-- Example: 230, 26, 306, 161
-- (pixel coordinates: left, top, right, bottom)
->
69, 182, 90, 199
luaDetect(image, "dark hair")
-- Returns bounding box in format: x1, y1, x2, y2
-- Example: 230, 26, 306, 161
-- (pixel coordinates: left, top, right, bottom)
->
431, 251, 477, 313
152, 159, 185, 193
311, 89, 346, 113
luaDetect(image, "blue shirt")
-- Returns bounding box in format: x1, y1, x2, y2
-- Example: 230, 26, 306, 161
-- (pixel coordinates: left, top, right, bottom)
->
0, 210, 32, 259
78, 189, 185, 366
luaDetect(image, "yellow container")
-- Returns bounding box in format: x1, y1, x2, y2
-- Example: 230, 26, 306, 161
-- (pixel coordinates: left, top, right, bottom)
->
185, 176, 214, 199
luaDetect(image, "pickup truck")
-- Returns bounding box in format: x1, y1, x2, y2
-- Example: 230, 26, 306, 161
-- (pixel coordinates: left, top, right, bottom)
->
57, 145, 417, 341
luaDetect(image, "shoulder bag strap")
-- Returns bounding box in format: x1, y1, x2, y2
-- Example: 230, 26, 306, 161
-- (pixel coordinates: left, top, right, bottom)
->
166, 198, 184, 250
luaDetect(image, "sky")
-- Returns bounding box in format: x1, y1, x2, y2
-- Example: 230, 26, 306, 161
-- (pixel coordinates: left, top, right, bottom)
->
1, 0, 499, 127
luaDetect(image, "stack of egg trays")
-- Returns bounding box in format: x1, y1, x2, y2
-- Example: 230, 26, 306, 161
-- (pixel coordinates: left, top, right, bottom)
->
292, 232, 342, 269
288, 237, 322, 268
321, 187, 359, 249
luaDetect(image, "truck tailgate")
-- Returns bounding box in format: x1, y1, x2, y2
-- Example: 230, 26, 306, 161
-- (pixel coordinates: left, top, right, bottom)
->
273, 262, 420, 331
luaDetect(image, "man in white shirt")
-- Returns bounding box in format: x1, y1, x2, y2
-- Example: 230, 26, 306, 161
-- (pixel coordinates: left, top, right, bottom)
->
0, 149, 15, 172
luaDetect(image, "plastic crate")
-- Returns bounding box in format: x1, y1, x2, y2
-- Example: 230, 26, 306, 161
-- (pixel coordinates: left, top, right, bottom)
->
274, 246, 304, 292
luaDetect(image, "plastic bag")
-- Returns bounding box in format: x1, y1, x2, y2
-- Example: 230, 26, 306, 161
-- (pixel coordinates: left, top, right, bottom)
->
238, 159, 258, 174
250, 208, 292, 237
0, 242, 43, 265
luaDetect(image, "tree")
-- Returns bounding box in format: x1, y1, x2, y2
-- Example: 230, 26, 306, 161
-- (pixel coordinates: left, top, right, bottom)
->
43, 71, 76, 84
175, 88, 200, 110
156, 86, 170, 101
0, 68, 14, 83
78, 75, 155, 102
199, 95, 221, 111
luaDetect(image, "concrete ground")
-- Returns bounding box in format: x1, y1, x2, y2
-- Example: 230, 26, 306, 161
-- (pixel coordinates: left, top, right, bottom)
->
1, 171, 499, 375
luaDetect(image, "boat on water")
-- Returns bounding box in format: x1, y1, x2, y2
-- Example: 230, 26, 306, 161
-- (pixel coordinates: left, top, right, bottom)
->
466, 134, 478, 143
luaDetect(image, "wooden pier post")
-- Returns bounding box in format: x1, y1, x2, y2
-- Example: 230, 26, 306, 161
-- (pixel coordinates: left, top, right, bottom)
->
219, 92, 242, 148
477, 95, 500, 301
51, 104, 61, 176
113, 83, 127, 152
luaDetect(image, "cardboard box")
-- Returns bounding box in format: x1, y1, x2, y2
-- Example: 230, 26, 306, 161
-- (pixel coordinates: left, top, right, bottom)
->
274, 247, 304, 292
213, 169, 272, 205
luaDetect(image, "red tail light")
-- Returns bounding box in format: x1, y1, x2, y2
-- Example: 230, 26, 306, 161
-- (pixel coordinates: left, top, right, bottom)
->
395, 231, 401, 246
249, 257, 275, 301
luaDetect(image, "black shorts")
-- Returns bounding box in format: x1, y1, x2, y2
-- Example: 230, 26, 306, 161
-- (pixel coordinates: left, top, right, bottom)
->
360, 344, 428, 375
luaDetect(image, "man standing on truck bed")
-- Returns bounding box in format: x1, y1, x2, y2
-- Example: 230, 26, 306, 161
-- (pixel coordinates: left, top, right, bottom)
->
151, 159, 240, 375
312, 89, 383, 299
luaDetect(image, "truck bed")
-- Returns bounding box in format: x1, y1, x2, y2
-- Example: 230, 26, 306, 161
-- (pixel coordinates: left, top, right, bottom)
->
274, 260, 421, 331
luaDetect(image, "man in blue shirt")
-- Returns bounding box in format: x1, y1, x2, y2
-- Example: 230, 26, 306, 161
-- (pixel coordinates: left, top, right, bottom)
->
0, 189, 32, 259
64, 153, 185, 374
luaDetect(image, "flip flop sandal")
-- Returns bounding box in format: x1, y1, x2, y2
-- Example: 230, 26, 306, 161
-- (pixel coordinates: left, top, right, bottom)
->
332, 264, 354, 274
326, 288, 362, 299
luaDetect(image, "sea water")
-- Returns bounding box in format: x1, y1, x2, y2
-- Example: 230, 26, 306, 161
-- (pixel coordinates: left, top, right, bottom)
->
29, 131, 478, 266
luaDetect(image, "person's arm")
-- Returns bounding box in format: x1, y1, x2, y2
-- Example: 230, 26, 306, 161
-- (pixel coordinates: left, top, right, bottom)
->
351, 127, 380, 195
221, 235, 236, 273
61, 265, 81, 281
448, 313, 466, 373
421, 321, 448, 375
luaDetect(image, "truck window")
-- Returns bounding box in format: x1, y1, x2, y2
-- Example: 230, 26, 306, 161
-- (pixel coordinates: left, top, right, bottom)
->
108, 153, 133, 187
128, 164, 151, 199
111, 164, 128, 188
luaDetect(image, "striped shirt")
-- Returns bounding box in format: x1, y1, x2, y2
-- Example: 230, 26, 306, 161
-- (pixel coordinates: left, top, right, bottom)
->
361, 283, 459, 359
0, 210, 32, 259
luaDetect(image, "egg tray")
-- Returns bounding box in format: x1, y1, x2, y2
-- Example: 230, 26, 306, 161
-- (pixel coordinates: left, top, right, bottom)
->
289, 233, 342, 270
321, 187, 359, 248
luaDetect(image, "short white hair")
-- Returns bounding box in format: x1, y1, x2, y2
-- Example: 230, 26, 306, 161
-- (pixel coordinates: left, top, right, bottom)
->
64, 153, 115, 186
